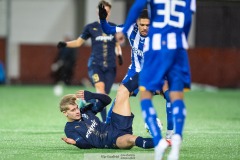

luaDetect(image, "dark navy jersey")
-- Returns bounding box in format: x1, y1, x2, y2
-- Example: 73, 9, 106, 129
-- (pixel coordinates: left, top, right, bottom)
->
64, 110, 117, 149
80, 21, 117, 68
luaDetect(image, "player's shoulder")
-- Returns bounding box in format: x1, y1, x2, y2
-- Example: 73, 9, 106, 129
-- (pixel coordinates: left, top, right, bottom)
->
65, 121, 81, 130
108, 21, 117, 26
84, 21, 99, 28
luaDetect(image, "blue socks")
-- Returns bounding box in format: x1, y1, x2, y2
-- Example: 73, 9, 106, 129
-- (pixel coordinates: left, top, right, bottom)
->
164, 90, 174, 130
172, 99, 186, 137
141, 99, 162, 146
105, 98, 116, 123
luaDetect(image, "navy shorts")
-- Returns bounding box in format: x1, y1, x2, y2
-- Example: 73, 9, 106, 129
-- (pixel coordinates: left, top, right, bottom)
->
110, 112, 134, 147
88, 65, 116, 94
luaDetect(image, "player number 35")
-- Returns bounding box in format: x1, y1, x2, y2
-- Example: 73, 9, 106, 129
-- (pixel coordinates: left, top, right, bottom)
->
153, 0, 186, 28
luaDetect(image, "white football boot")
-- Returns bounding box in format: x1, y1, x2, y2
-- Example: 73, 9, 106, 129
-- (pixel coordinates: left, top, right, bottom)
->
167, 134, 182, 160
166, 130, 174, 146
154, 138, 169, 160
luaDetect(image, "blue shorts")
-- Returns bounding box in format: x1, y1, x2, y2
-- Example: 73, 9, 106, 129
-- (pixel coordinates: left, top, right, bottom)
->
88, 65, 116, 94
122, 69, 139, 96
110, 112, 134, 148
139, 48, 191, 92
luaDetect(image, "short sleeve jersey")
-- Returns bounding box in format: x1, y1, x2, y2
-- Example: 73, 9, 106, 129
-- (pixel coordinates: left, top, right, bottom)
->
80, 21, 117, 68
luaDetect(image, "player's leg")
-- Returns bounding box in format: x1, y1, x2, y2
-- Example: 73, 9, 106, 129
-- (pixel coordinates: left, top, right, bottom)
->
168, 91, 185, 160
111, 84, 131, 116
103, 67, 116, 122
95, 81, 107, 121
140, 49, 174, 160
107, 84, 131, 122
112, 72, 138, 116
140, 90, 169, 159
88, 66, 107, 122
116, 134, 154, 149
106, 98, 115, 123
162, 81, 174, 141
167, 49, 189, 160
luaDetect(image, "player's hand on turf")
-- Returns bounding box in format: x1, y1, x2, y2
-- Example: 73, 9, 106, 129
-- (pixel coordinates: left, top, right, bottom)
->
61, 137, 76, 145
57, 41, 67, 48
98, 3, 107, 20
118, 55, 123, 65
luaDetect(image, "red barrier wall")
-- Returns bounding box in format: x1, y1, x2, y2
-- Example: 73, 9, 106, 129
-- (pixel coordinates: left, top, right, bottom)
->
0, 38, 6, 64
19, 45, 240, 88
20, 45, 130, 84
188, 48, 240, 88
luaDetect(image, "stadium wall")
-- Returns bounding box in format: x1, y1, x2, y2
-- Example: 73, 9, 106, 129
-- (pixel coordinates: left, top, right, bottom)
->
0, 38, 6, 65
19, 45, 240, 88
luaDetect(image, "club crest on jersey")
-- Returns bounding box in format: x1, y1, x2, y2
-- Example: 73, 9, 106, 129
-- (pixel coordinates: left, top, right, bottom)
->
95, 35, 114, 42
82, 114, 89, 119
86, 119, 98, 138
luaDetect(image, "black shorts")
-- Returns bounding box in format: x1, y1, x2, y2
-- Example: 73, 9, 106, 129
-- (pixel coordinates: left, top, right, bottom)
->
88, 65, 116, 94
110, 112, 134, 147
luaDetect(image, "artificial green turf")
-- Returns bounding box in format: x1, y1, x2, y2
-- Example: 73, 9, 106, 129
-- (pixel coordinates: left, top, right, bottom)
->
0, 85, 240, 160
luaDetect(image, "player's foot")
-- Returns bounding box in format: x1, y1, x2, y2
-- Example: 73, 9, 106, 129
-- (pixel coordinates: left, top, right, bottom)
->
154, 138, 169, 160
166, 130, 174, 146
167, 134, 182, 160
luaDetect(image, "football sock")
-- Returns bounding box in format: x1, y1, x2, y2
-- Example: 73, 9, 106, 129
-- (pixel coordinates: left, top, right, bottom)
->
105, 98, 116, 123
164, 90, 173, 130
135, 137, 154, 149
172, 100, 186, 137
141, 99, 162, 146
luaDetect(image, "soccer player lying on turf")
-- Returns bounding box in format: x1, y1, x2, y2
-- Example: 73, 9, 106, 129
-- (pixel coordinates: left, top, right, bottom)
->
60, 90, 154, 149
98, 4, 174, 140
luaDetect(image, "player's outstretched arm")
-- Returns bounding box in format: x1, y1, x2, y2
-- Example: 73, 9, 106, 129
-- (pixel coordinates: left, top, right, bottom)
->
76, 90, 111, 105
57, 37, 85, 49
98, 3, 118, 34
122, 0, 147, 33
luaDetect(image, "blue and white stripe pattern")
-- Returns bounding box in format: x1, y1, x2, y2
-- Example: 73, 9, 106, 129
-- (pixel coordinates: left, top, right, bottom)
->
124, 23, 147, 72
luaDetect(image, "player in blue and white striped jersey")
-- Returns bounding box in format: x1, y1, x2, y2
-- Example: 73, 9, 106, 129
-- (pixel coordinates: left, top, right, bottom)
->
99, 5, 173, 138
122, 0, 196, 160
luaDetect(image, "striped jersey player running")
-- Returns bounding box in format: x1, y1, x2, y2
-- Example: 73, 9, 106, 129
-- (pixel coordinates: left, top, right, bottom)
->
99, 5, 174, 140
121, 0, 196, 160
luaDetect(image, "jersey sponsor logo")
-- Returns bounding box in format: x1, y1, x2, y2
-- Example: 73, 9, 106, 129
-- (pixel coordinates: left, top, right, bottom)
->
86, 119, 98, 138
75, 125, 80, 128
95, 35, 114, 42
132, 47, 143, 57
93, 28, 98, 31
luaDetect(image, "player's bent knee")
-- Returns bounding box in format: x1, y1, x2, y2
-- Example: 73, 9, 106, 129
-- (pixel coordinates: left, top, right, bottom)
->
116, 134, 135, 149
117, 85, 129, 96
